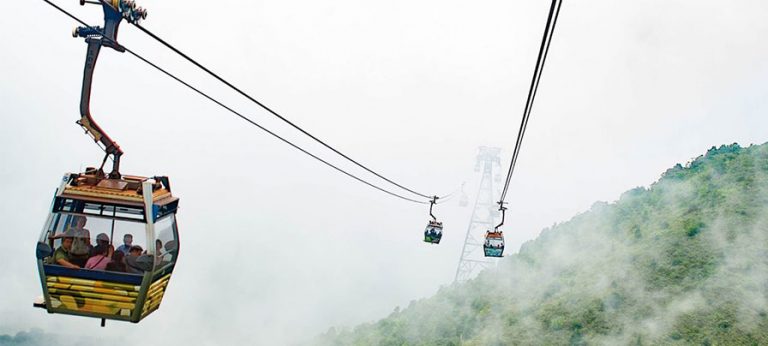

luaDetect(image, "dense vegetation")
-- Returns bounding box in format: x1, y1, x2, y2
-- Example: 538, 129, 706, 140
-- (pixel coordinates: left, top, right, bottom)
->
317, 143, 768, 345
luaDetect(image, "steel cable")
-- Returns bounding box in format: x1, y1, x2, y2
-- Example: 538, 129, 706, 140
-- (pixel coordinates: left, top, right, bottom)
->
41, 0, 429, 204
128, 19, 434, 200
498, 0, 563, 204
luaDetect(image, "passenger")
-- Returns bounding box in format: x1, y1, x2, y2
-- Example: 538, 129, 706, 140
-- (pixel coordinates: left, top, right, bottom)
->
125, 245, 145, 274
164, 240, 178, 261
95, 233, 109, 246
53, 230, 79, 269
154, 239, 164, 265
92, 233, 110, 256
85, 243, 114, 270
106, 251, 127, 272
69, 215, 92, 267
155, 239, 164, 256
128, 245, 143, 257
116, 234, 133, 255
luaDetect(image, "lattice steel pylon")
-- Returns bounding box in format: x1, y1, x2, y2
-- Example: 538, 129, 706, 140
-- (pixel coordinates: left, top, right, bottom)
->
454, 146, 502, 283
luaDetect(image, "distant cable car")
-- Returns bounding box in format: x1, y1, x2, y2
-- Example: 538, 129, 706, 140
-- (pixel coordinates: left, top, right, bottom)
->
423, 196, 443, 244
484, 231, 504, 257
459, 194, 469, 207
484, 203, 507, 257
458, 182, 468, 207
33, 0, 179, 326
35, 173, 180, 325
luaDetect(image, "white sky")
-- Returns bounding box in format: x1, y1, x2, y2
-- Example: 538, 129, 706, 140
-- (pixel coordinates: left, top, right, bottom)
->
1, 0, 767, 344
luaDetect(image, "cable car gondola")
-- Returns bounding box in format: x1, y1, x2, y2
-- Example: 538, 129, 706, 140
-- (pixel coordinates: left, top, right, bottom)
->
484, 231, 505, 257
35, 173, 180, 324
33, 0, 180, 326
459, 194, 468, 207
484, 204, 506, 257
423, 196, 443, 244
458, 182, 468, 207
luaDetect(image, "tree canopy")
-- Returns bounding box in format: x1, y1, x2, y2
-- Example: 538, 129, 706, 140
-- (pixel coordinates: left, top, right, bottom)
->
317, 142, 768, 345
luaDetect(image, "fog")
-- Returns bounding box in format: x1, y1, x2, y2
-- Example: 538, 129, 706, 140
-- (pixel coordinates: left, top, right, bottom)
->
316, 145, 768, 344
1, 0, 767, 344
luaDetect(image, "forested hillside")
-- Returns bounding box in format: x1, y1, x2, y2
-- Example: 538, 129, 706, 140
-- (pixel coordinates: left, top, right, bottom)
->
317, 143, 768, 345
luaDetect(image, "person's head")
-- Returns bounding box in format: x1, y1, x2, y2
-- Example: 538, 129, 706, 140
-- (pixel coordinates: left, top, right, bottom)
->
129, 245, 143, 257
73, 215, 87, 228
62, 237, 73, 250
123, 234, 133, 246
92, 243, 109, 256
96, 233, 109, 246
155, 239, 163, 252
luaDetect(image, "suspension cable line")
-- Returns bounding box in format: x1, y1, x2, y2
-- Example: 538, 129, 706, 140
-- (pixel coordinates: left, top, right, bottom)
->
103, 4, 434, 200
41, 0, 429, 204
498, 0, 563, 205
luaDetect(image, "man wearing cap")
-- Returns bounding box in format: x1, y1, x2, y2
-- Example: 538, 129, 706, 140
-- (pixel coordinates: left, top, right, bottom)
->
92, 233, 110, 255
95, 233, 109, 245
128, 245, 143, 257
53, 230, 79, 269
125, 245, 145, 274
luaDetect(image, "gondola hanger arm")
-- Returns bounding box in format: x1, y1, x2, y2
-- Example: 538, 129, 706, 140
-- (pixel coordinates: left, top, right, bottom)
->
71, 0, 146, 179
428, 196, 439, 221
495, 201, 507, 231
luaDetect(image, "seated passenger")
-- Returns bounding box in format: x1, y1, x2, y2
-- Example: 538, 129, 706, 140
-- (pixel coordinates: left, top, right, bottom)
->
154, 239, 165, 266
163, 240, 179, 262
116, 234, 133, 255
106, 251, 127, 272
128, 245, 143, 257
125, 245, 147, 273
155, 240, 164, 256
69, 216, 92, 267
53, 230, 79, 269
90, 233, 110, 257
95, 233, 110, 247
85, 243, 114, 270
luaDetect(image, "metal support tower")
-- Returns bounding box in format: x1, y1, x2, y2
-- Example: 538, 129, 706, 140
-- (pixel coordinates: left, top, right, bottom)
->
454, 147, 501, 283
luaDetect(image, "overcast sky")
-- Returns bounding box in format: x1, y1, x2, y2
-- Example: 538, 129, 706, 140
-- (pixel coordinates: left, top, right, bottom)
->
1, 0, 767, 344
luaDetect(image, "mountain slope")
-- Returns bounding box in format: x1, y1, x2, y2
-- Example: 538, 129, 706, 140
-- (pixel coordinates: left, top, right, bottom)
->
317, 143, 768, 345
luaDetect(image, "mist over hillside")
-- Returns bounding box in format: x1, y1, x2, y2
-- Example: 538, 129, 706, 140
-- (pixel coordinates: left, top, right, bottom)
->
317, 143, 768, 345
0, 329, 101, 346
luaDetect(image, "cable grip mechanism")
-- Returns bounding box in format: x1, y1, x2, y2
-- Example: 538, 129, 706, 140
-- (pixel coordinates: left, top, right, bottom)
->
428, 196, 439, 221
495, 201, 507, 231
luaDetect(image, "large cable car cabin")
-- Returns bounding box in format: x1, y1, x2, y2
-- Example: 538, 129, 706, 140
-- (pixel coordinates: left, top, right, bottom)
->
34, 172, 180, 324
33, 0, 179, 325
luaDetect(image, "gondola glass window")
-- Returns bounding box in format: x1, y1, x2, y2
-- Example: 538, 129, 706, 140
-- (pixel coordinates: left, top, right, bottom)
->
44, 212, 148, 272
153, 215, 179, 274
